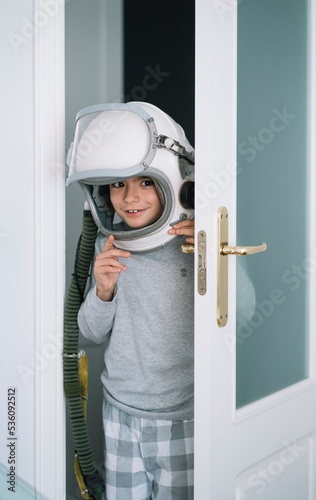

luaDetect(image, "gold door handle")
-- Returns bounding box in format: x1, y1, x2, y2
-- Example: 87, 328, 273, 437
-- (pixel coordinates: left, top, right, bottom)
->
220, 242, 267, 256
217, 207, 267, 327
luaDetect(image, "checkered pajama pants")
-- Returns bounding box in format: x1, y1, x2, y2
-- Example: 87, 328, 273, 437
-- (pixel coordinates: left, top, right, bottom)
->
102, 401, 194, 500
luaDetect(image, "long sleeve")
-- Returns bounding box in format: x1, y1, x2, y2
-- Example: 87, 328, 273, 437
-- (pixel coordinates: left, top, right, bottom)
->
78, 284, 117, 344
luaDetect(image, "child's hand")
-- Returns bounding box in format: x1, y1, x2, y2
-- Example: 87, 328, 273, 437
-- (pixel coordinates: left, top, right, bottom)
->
168, 218, 195, 245
94, 235, 131, 301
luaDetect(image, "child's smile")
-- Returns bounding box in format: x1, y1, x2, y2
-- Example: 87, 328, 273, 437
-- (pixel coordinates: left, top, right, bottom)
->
109, 176, 164, 228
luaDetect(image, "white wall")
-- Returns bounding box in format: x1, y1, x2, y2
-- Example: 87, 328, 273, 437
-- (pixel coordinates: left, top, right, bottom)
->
1, 1, 36, 496
1, 2, 65, 499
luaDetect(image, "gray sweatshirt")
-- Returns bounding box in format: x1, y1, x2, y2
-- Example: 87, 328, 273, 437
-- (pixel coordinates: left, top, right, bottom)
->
78, 232, 194, 420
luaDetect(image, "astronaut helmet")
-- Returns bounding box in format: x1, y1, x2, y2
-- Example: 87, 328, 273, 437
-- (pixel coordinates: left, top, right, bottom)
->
66, 101, 194, 253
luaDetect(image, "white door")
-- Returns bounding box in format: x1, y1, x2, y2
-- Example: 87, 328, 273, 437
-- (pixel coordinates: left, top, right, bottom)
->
194, 1, 316, 498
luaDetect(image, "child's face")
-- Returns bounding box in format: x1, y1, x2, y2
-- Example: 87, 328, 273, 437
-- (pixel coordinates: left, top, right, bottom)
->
109, 176, 164, 228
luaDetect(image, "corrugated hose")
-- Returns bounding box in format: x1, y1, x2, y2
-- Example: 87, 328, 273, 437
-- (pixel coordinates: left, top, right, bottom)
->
63, 210, 105, 499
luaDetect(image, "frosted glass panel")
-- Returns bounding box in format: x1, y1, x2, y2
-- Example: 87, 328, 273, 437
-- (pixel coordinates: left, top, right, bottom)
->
236, 0, 310, 408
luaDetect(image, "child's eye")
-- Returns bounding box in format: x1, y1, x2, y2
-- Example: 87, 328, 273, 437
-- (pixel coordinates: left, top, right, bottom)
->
112, 181, 124, 188
141, 179, 154, 187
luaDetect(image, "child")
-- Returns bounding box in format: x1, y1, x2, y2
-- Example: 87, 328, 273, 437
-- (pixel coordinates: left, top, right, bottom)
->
78, 176, 194, 500
66, 101, 194, 499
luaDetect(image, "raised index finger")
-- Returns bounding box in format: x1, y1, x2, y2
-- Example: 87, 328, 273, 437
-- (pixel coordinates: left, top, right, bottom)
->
101, 235, 131, 259
102, 234, 115, 252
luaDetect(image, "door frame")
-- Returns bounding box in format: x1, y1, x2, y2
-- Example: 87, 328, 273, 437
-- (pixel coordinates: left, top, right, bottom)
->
34, 0, 65, 497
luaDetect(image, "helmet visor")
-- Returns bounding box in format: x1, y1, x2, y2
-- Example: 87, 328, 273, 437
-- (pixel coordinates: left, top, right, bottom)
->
66, 103, 158, 186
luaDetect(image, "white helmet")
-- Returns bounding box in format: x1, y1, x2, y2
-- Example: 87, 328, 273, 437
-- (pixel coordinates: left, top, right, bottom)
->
66, 102, 194, 253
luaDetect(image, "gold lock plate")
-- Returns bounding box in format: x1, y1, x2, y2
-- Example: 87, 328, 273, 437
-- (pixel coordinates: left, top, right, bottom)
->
198, 230, 207, 295
217, 207, 228, 326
